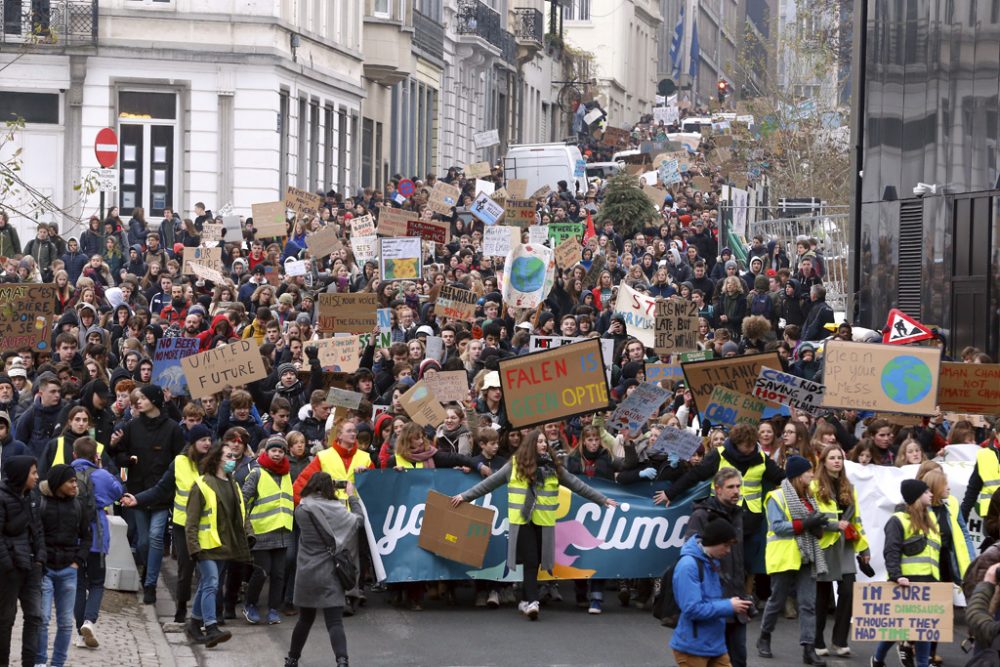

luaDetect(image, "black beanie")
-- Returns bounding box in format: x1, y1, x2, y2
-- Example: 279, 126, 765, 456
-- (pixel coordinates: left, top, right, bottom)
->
139, 384, 165, 410
701, 519, 738, 546
901, 479, 929, 505
47, 463, 76, 493
2, 455, 36, 490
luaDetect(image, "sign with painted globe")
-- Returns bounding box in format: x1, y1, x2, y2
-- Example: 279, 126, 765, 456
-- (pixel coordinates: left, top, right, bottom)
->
821, 341, 942, 415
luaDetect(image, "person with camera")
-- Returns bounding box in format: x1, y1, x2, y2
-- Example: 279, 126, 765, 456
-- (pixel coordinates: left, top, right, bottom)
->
684, 467, 750, 667
284, 472, 360, 667
756, 455, 830, 666
672, 518, 753, 667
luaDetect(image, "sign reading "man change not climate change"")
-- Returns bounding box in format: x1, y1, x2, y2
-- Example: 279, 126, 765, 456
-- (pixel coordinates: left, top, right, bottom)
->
498, 339, 610, 429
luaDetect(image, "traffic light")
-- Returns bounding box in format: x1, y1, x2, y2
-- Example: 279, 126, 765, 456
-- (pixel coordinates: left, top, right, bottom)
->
717, 80, 728, 104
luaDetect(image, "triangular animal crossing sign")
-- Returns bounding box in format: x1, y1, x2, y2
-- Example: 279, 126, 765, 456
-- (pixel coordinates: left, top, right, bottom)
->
883, 309, 935, 345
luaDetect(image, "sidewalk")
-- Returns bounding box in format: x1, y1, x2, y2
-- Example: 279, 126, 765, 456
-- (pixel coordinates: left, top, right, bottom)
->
10, 586, 176, 667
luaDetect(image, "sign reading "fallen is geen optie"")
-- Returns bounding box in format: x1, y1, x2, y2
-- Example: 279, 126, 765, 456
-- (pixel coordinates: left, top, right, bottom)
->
498, 338, 610, 429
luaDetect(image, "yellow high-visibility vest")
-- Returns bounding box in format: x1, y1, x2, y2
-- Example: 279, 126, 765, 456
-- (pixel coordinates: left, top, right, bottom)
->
52, 436, 105, 467
944, 495, 971, 579
248, 469, 293, 534
808, 481, 869, 552
317, 447, 371, 507
507, 458, 560, 526
894, 510, 941, 580
975, 447, 1000, 516
717, 445, 767, 513
764, 489, 802, 574
172, 454, 199, 526
194, 475, 246, 551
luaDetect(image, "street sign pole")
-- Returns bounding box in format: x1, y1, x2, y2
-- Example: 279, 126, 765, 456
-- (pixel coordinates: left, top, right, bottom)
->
94, 127, 119, 221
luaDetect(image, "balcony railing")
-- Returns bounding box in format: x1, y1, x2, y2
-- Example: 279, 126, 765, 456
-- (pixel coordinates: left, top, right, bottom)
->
413, 9, 444, 61
501, 29, 516, 65
455, 0, 502, 50
512, 7, 543, 45
1, 0, 97, 46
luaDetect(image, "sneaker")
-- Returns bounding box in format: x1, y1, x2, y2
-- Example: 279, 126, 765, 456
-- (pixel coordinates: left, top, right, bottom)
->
870, 657, 886, 667
526, 600, 540, 620
588, 599, 602, 615
142, 585, 157, 605
548, 583, 563, 602
73, 633, 88, 648
266, 608, 281, 625
486, 590, 500, 608
898, 642, 915, 667
242, 603, 260, 625
80, 620, 99, 648
518, 600, 530, 616
832, 646, 852, 657
815, 647, 829, 656
475, 591, 488, 607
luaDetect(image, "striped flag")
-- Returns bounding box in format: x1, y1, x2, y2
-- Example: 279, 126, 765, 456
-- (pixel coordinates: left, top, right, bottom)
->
669, 5, 685, 79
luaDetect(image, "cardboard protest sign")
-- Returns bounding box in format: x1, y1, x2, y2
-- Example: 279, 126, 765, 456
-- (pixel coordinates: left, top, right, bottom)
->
822, 341, 941, 415
653, 299, 700, 354
0, 283, 54, 351
309, 335, 363, 372
530, 185, 551, 201
692, 175, 712, 190
351, 214, 376, 237
316, 293, 378, 333
379, 237, 422, 282
682, 352, 783, 415
181, 339, 268, 399
498, 339, 610, 429
421, 370, 471, 404
877, 412, 924, 427
704, 385, 767, 428
418, 490, 492, 567
306, 224, 343, 258
607, 382, 671, 433
937, 362, 1000, 414
376, 207, 417, 237
424, 335, 444, 362
506, 179, 528, 199
285, 259, 309, 277
651, 426, 704, 460
326, 387, 364, 410
474, 179, 495, 197
472, 129, 500, 149
251, 201, 288, 237
285, 186, 324, 217
613, 281, 657, 349
490, 187, 508, 202
680, 350, 714, 362
463, 161, 492, 179
428, 182, 460, 216
222, 215, 242, 240
646, 361, 684, 385
851, 582, 952, 642
351, 234, 377, 263
602, 125, 631, 147
470, 192, 505, 225
188, 262, 229, 285
400, 381, 448, 428
200, 222, 223, 245
501, 243, 554, 309
407, 218, 450, 244
547, 222, 582, 246
483, 225, 519, 258
504, 199, 536, 228
752, 367, 825, 414
554, 236, 582, 269
182, 247, 224, 276
434, 285, 477, 322
528, 225, 549, 245
151, 337, 200, 396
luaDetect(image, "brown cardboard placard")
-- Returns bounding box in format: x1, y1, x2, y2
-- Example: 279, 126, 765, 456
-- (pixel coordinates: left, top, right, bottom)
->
200, 222, 223, 245
821, 341, 942, 415
498, 338, 611, 429
681, 352, 783, 415
715, 135, 734, 148
529, 185, 551, 201
326, 387, 364, 410
418, 490, 493, 567
428, 181, 461, 216
504, 199, 536, 228
187, 262, 229, 285
316, 293, 378, 333
506, 179, 528, 199
0, 283, 55, 351
407, 218, 450, 244
876, 412, 924, 427
181, 339, 268, 399
376, 207, 418, 237
182, 247, 224, 276
692, 176, 713, 191
464, 161, 492, 179
937, 362, 1000, 415
851, 581, 952, 642
654, 299, 700, 354
284, 186, 324, 217
251, 201, 288, 238
351, 214, 376, 237
434, 285, 478, 322
554, 236, 582, 270
306, 224, 343, 258
421, 370, 471, 404
309, 335, 363, 372
399, 380, 448, 427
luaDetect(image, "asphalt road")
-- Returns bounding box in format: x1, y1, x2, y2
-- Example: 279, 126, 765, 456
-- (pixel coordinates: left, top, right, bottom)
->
167, 578, 971, 667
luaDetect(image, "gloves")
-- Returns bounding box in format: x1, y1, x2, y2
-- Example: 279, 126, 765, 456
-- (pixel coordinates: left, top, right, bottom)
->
639, 467, 657, 480
802, 512, 826, 538
701, 419, 713, 437
305, 345, 319, 361
667, 453, 680, 468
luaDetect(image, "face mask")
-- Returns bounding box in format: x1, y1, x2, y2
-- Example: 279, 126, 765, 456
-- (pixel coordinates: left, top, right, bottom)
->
223, 460, 237, 474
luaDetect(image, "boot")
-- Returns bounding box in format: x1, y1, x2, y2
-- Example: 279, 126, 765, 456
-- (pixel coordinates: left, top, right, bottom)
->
803, 644, 827, 666
203, 623, 232, 648
284, 658, 299, 667
173, 603, 187, 624
185, 618, 206, 644
757, 633, 773, 658
336, 657, 349, 667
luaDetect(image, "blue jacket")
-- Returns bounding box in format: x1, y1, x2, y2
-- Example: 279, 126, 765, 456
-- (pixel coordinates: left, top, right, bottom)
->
0, 437, 28, 473
61, 249, 88, 284
70, 458, 124, 554
669, 537, 733, 657
15, 399, 65, 460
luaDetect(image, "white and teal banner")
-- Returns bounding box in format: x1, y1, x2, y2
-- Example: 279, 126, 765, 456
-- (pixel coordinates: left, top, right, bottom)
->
356, 469, 708, 583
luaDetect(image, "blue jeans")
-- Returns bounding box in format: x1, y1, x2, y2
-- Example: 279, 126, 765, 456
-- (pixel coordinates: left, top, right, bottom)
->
75, 551, 106, 628
38, 565, 78, 667
192, 559, 220, 626
126, 507, 169, 587
875, 641, 931, 667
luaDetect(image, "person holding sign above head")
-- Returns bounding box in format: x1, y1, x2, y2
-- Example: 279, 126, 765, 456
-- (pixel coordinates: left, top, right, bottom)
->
451, 428, 618, 621
870, 479, 941, 667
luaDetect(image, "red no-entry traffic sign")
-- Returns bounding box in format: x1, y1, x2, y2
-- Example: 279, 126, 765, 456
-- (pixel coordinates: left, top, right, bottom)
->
95, 127, 119, 168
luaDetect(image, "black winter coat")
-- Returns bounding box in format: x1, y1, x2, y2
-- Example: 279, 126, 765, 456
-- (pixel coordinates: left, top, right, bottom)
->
39, 482, 90, 570
684, 496, 745, 597
110, 412, 185, 504
0, 480, 45, 572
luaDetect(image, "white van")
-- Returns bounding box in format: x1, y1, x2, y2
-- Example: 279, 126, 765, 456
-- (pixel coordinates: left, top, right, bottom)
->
503, 143, 587, 197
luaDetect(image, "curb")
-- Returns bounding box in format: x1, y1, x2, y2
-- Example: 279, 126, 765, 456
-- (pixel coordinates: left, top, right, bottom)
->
140, 597, 179, 667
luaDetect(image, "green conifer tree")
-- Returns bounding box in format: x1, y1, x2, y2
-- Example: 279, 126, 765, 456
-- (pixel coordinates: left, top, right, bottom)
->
595, 174, 658, 238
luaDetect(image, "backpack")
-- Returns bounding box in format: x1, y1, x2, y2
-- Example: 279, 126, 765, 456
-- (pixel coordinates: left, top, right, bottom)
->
75, 466, 101, 548
652, 555, 704, 628
750, 291, 774, 320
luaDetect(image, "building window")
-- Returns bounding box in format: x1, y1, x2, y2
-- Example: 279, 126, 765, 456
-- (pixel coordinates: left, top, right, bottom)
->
375, 121, 383, 189
373, 0, 390, 17
117, 89, 177, 218
337, 108, 348, 192
361, 117, 373, 189
279, 90, 290, 194
0, 91, 59, 124
324, 105, 334, 192
309, 100, 320, 192
297, 96, 307, 188
563, 0, 590, 21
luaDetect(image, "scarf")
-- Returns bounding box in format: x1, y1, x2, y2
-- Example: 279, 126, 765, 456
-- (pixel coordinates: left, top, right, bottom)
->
257, 451, 290, 476
407, 443, 437, 469
780, 478, 828, 576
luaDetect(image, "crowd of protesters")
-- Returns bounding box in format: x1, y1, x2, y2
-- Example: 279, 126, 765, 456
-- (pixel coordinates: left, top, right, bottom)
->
0, 110, 998, 667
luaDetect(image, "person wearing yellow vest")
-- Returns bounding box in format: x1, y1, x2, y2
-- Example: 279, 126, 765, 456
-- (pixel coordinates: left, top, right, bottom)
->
809, 444, 870, 659
756, 455, 830, 666
185, 441, 253, 649
39, 407, 107, 478
241, 435, 294, 626
451, 427, 618, 621
961, 432, 1000, 521
123, 423, 213, 625
871, 479, 941, 667
292, 421, 373, 612
921, 469, 973, 667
